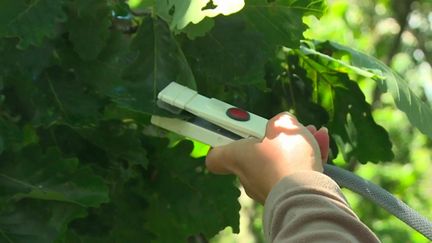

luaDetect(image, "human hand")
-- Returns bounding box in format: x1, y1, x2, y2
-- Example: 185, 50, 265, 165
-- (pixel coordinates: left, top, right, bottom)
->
205, 112, 330, 204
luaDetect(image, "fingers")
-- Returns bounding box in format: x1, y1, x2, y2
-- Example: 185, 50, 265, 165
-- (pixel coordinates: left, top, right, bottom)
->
205, 138, 257, 175
206, 111, 330, 174
313, 127, 330, 163
306, 125, 317, 133
205, 145, 232, 175
306, 125, 330, 163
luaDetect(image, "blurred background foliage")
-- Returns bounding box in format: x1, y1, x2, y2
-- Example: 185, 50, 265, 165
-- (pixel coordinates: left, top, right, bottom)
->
212, 0, 432, 242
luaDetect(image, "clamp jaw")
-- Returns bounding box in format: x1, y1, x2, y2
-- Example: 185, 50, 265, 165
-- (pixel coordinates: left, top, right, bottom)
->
151, 82, 267, 146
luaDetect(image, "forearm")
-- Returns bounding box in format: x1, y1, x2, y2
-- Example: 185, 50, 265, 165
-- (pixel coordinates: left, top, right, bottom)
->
264, 171, 380, 243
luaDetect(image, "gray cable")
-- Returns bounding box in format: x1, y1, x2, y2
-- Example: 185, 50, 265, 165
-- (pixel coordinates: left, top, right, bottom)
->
324, 164, 432, 240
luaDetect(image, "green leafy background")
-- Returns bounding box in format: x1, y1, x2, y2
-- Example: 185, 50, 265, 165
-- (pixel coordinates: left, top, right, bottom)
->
0, 0, 431, 242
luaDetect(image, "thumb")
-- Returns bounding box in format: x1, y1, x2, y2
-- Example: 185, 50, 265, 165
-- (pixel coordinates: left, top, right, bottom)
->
205, 138, 256, 175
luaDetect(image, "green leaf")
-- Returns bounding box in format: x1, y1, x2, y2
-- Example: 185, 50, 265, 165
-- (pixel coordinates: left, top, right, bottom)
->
0, 39, 54, 78
183, 16, 268, 87
119, 17, 196, 115
324, 74, 393, 163
0, 146, 109, 206
0, 137, 3, 155
302, 41, 432, 140
143, 139, 240, 242
329, 42, 432, 141
65, 183, 154, 242
0, 119, 38, 154
37, 67, 106, 125
0, 0, 66, 49
0, 146, 108, 242
129, 0, 155, 9
182, 0, 327, 94
67, 0, 111, 60
181, 17, 215, 39
240, 0, 326, 48
0, 200, 86, 243
77, 121, 149, 170
156, 0, 245, 30
64, 31, 132, 95
296, 49, 393, 163
268, 53, 330, 126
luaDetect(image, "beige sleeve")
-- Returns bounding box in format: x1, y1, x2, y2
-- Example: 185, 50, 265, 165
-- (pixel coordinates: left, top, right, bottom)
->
263, 171, 381, 243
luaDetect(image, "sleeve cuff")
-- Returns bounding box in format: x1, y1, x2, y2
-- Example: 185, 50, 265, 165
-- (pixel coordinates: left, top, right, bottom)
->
263, 170, 351, 240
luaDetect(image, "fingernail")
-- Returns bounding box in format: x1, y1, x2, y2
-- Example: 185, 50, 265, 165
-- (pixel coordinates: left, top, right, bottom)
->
319, 127, 328, 133
307, 125, 317, 131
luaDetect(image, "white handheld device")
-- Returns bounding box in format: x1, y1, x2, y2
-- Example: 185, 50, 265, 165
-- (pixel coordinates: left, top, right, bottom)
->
151, 81, 267, 147
151, 82, 432, 240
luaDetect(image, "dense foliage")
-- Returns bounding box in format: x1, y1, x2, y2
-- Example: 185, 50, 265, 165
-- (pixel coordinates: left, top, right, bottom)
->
0, 0, 431, 242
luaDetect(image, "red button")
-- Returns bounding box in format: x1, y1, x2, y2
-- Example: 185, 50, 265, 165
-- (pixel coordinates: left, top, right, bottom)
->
226, 107, 250, 121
